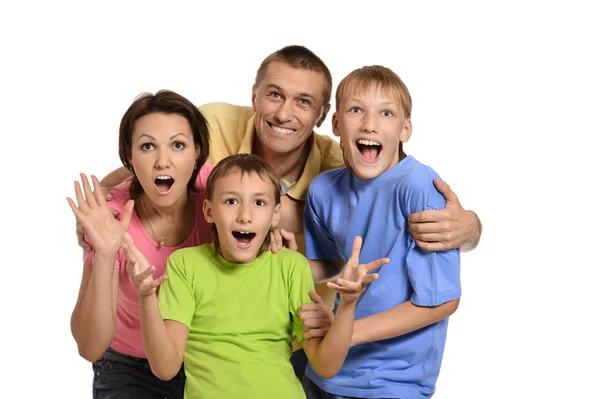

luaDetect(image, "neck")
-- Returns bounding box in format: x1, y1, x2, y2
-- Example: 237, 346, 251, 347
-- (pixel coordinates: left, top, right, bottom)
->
253, 135, 311, 184
138, 191, 188, 222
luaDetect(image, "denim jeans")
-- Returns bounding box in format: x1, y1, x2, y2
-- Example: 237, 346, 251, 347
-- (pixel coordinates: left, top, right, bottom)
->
302, 375, 396, 399
92, 347, 185, 399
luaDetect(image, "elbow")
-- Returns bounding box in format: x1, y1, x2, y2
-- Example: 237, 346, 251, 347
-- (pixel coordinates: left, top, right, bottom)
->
77, 344, 108, 363
149, 361, 180, 381
445, 298, 460, 317
312, 361, 343, 380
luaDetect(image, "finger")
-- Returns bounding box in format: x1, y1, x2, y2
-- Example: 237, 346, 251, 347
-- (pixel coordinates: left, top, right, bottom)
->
414, 239, 450, 252
359, 273, 379, 285
433, 178, 459, 203
73, 181, 89, 212
308, 290, 324, 304
408, 209, 447, 224
67, 197, 85, 220
304, 328, 329, 339
80, 173, 99, 208
146, 274, 168, 289
298, 309, 327, 320
362, 258, 390, 273
408, 220, 450, 235
91, 175, 107, 206
274, 229, 283, 250
348, 236, 363, 266
269, 232, 279, 253
111, 207, 121, 218
301, 318, 331, 329
327, 282, 360, 295
280, 229, 298, 251
103, 186, 113, 201
133, 265, 155, 283
121, 200, 134, 229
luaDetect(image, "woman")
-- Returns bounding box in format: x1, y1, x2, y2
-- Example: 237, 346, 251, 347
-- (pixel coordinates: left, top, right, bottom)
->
67, 90, 212, 398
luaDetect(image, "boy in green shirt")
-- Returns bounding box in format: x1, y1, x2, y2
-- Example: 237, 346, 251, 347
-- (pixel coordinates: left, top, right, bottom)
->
123, 153, 388, 398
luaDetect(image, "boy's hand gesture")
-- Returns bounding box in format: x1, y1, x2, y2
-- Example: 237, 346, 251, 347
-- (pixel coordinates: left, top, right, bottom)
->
122, 233, 167, 298
67, 173, 133, 256
270, 228, 298, 253
327, 236, 389, 302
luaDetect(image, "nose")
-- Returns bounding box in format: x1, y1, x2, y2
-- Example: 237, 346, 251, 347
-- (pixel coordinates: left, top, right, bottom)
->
154, 148, 170, 169
360, 111, 378, 133
237, 202, 252, 224
274, 100, 293, 123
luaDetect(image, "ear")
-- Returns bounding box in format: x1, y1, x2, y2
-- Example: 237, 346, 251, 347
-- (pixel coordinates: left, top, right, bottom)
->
400, 119, 413, 143
316, 103, 331, 128
251, 85, 258, 112
203, 199, 214, 223
270, 203, 281, 228
331, 112, 341, 137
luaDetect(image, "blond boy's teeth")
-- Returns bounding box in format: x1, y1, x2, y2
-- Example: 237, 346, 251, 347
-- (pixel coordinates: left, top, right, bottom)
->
272, 125, 294, 134
357, 139, 381, 146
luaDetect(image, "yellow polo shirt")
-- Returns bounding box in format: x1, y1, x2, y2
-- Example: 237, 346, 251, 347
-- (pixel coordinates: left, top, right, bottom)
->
199, 102, 344, 203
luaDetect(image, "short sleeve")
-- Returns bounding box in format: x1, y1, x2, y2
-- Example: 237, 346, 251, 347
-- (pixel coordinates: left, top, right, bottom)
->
404, 165, 461, 306
303, 185, 342, 261
158, 253, 196, 329
287, 253, 316, 343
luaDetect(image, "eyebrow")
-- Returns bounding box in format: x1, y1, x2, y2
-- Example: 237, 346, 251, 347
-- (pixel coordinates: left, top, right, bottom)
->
137, 132, 188, 141
221, 191, 272, 198
266, 84, 317, 102
348, 99, 398, 107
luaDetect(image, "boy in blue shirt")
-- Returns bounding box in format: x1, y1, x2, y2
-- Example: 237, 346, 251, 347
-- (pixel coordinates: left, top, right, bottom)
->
302, 66, 462, 398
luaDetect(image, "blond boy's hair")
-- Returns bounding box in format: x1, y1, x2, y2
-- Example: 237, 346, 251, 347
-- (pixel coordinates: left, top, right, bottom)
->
335, 65, 412, 119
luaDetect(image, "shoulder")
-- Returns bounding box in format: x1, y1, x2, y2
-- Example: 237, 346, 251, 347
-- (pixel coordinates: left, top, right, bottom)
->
401, 157, 443, 192
272, 248, 310, 271
106, 177, 133, 213
198, 102, 254, 121
313, 133, 344, 171
170, 244, 213, 264
308, 167, 348, 197
193, 163, 216, 191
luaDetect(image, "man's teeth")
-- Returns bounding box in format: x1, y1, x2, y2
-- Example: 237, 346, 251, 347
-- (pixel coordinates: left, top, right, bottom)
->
271, 125, 294, 134
357, 139, 381, 146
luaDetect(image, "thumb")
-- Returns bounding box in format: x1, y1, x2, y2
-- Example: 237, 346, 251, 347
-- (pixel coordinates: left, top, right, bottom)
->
122, 200, 134, 228
280, 229, 294, 240
309, 290, 324, 304
433, 178, 458, 203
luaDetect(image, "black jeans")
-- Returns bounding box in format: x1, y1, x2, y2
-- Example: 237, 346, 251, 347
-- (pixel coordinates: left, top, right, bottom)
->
92, 347, 185, 399
291, 348, 309, 380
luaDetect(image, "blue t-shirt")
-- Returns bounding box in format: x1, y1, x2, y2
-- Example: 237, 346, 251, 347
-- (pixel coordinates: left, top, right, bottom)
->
304, 155, 461, 399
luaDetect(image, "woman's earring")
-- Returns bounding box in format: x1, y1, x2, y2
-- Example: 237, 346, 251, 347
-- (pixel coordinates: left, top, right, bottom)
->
194, 163, 198, 170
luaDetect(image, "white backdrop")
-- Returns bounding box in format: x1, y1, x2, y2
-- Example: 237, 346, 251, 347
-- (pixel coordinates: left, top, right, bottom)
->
1, 1, 598, 398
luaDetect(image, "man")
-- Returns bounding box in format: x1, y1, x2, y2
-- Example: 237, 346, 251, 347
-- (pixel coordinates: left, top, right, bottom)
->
83, 45, 482, 379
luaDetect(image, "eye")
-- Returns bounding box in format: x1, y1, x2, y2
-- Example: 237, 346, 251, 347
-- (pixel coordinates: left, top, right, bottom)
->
172, 141, 186, 150
350, 107, 361, 113
299, 98, 310, 106
255, 199, 266, 206
141, 143, 154, 151
382, 110, 393, 117
224, 198, 238, 205
270, 92, 281, 99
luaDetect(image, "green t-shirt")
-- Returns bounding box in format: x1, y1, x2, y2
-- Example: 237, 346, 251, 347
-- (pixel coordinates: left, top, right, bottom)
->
158, 243, 315, 399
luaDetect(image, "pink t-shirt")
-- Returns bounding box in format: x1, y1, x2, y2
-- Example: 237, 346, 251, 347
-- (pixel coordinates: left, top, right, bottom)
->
83, 164, 215, 358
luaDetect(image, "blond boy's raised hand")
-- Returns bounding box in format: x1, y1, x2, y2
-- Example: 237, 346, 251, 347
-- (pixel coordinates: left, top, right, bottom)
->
122, 233, 167, 298
327, 236, 389, 302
